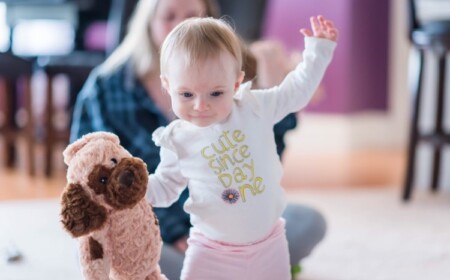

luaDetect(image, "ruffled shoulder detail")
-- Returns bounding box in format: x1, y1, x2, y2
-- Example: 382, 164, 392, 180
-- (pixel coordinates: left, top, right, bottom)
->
233, 81, 261, 117
151, 121, 181, 151
151, 127, 166, 147
234, 81, 253, 100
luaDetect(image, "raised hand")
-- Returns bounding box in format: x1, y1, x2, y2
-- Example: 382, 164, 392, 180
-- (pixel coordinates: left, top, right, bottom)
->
300, 15, 338, 42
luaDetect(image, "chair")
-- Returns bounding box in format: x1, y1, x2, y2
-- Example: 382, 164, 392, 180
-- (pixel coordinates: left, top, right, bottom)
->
37, 51, 104, 177
36, 0, 142, 177
0, 53, 35, 175
403, 0, 450, 201
26, 0, 125, 177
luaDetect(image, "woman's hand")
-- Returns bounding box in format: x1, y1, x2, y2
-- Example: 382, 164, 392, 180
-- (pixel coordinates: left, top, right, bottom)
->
300, 15, 339, 42
173, 235, 188, 253
249, 40, 293, 88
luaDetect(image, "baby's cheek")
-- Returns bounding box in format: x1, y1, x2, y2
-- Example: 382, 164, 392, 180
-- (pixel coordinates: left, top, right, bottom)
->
171, 102, 185, 118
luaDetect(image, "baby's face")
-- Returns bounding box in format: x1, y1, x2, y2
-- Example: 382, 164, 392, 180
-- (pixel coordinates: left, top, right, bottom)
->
161, 51, 244, 127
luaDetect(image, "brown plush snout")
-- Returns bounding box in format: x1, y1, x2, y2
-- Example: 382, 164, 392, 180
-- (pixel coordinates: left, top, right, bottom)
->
103, 157, 148, 210
118, 170, 135, 188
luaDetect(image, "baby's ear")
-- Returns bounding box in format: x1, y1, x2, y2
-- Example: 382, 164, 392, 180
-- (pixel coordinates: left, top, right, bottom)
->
235, 71, 245, 91
160, 75, 170, 93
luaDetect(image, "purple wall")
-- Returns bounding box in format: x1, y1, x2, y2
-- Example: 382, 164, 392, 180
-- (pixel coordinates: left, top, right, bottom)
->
262, 0, 390, 114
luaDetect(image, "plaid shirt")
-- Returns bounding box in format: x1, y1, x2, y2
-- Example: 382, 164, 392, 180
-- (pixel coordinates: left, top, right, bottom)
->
70, 62, 297, 243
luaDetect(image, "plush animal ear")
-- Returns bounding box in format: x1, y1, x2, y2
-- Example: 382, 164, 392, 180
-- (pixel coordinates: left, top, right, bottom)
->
60, 183, 107, 238
63, 137, 89, 166
83, 131, 120, 145
63, 132, 120, 165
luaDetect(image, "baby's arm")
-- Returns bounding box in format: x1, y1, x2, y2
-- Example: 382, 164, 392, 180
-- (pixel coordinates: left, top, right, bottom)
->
147, 147, 188, 207
256, 15, 338, 122
249, 13, 339, 89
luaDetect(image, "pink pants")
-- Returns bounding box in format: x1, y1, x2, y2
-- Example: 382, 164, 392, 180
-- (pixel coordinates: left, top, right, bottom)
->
180, 219, 290, 280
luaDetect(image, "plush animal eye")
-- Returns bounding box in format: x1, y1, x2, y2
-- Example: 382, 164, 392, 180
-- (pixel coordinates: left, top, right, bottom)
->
111, 158, 118, 165
100, 177, 108, 184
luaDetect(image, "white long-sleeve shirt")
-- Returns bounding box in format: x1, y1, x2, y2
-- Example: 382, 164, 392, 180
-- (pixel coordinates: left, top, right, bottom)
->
147, 37, 336, 244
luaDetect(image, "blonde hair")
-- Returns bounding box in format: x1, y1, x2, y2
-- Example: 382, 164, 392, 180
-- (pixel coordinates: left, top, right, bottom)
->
160, 17, 242, 76
98, 0, 220, 77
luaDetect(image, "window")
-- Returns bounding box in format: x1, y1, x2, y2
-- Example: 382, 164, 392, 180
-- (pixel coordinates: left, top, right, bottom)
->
12, 19, 74, 56
0, 3, 10, 52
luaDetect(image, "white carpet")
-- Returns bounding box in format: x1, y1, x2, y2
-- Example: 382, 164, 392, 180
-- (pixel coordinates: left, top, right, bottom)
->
0, 200, 81, 280
291, 188, 450, 280
1, 188, 449, 280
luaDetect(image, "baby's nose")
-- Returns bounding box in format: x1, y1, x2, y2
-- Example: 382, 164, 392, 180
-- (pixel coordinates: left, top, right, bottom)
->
194, 98, 208, 111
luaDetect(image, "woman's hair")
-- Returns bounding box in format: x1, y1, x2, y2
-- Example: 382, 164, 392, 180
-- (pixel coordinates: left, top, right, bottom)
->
160, 17, 242, 76
99, 0, 220, 77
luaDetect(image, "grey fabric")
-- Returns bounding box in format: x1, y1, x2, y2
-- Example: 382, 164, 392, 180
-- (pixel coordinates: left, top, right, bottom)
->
159, 244, 185, 280
283, 204, 327, 266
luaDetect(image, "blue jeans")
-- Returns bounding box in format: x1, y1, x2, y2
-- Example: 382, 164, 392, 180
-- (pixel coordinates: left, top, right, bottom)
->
159, 203, 327, 280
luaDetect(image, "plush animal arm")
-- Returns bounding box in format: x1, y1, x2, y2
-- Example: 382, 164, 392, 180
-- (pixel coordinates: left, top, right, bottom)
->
60, 183, 107, 237
61, 184, 115, 279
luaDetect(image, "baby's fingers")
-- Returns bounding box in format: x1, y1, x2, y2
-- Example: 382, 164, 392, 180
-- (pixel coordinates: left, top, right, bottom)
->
300, 28, 313, 37
328, 28, 339, 41
324, 20, 339, 41
318, 15, 328, 32
310, 16, 322, 37
302, 16, 339, 41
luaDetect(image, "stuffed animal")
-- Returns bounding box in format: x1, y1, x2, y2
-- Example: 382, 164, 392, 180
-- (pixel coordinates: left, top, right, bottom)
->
60, 132, 167, 280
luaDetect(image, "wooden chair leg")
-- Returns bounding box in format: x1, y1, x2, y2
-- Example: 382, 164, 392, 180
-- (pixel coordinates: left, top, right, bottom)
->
431, 149, 442, 192
44, 74, 54, 177
403, 49, 424, 201
1, 79, 6, 164
430, 52, 447, 192
23, 77, 35, 176
1, 79, 16, 168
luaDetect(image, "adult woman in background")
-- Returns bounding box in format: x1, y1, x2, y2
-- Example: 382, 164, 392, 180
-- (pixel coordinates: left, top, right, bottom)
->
70, 0, 326, 278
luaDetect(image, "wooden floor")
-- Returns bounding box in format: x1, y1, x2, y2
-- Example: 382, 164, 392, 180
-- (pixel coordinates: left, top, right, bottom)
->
0, 141, 406, 201
282, 148, 406, 189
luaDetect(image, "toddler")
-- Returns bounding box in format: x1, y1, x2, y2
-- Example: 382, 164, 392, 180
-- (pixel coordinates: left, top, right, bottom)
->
147, 16, 338, 280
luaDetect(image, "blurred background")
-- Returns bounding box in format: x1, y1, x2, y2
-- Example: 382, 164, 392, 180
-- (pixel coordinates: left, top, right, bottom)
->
0, 0, 449, 279
1, 0, 448, 195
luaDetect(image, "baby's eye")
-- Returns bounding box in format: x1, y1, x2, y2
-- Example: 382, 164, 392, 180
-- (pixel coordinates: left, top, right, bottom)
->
180, 92, 193, 98
211, 91, 223, 97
